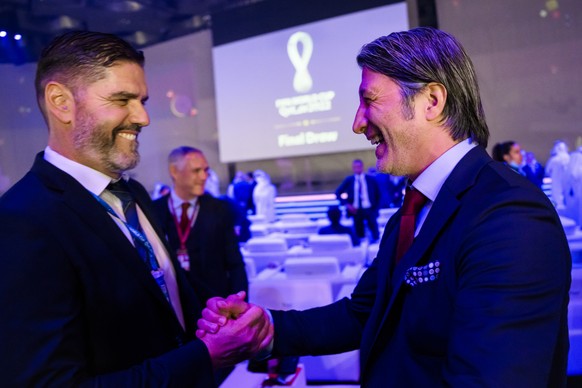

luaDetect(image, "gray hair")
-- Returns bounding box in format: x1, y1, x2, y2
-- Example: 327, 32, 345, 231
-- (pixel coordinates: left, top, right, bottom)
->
168, 146, 204, 167
357, 27, 489, 147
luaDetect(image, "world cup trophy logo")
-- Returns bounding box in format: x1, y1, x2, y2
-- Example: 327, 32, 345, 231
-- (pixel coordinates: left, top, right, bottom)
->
287, 31, 313, 94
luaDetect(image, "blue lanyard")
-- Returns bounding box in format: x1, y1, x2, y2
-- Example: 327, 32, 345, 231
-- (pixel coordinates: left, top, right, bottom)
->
92, 192, 172, 303
92, 193, 159, 270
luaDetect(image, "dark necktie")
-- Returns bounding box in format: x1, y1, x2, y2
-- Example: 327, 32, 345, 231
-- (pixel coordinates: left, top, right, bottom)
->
106, 180, 150, 264
395, 187, 428, 262
107, 180, 140, 232
180, 202, 191, 233
106, 180, 172, 304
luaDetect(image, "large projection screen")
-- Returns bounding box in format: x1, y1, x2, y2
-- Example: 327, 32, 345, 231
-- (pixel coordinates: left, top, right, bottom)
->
213, 2, 408, 163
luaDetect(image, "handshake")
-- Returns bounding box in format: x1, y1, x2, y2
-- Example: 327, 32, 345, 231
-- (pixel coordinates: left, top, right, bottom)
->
196, 291, 274, 369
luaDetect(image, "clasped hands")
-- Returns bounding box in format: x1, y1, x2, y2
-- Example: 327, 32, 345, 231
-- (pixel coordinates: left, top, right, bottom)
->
196, 291, 274, 369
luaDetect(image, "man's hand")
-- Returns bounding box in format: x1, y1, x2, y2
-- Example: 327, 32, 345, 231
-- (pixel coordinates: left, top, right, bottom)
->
196, 291, 249, 337
198, 299, 273, 369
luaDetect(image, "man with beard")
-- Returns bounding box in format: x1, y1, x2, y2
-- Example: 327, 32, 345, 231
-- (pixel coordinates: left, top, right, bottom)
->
0, 31, 272, 386
198, 27, 571, 386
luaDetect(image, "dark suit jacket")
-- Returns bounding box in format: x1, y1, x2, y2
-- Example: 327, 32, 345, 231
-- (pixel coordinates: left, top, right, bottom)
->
523, 162, 545, 188
335, 174, 380, 215
271, 146, 571, 386
374, 173, 406, 208
153, 193, 248, 303
0, 153, 214, 387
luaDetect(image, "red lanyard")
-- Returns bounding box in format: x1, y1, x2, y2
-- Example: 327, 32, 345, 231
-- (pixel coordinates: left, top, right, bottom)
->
168, 196, 200, 249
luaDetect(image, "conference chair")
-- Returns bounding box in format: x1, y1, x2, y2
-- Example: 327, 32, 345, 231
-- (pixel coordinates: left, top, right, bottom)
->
241, 236, 290, 272
284, 257, 341, 278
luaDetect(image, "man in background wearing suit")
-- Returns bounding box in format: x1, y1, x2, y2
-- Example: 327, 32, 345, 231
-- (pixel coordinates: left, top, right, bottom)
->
153, 146, 248, 305
198, 27, 571, 387
0, 31, 270, 386
153, 146, 249, 385
335, 159, 380, 242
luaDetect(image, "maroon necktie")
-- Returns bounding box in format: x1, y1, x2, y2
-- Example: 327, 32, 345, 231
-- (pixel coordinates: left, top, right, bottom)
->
395, 187, 428, 262
180, 202, 191, 233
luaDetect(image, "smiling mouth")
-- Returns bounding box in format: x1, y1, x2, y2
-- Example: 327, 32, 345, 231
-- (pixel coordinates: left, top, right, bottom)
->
369, 133, 384, 146
117, 133, 137, 141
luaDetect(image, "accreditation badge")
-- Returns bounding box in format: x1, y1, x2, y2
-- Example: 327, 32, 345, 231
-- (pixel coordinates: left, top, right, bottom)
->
177, 248, 190, 271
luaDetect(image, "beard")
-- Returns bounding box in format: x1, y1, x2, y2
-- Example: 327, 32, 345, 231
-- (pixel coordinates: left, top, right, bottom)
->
73, 108, 141, 175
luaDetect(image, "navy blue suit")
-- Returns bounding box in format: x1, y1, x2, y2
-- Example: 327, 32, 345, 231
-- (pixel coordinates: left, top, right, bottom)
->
336, 174, 380, 241
272, 146, 570, 386
374, 173, 406, 208
0, 153, 214, 386
153, 193, 249, 304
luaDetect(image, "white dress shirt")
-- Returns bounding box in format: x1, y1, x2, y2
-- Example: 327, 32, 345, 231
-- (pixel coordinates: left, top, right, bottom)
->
355, 174, 371, 209
169, 189, 198, 221
410, 138, 477, 236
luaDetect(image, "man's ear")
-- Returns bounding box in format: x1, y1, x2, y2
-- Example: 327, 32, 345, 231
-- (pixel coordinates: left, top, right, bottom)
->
45, 82, 74, 124
169, 164, 178, 181
424, 82, 447, 122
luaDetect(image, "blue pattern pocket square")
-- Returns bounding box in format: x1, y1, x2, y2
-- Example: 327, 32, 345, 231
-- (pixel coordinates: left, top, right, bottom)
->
404, 260, 441, 287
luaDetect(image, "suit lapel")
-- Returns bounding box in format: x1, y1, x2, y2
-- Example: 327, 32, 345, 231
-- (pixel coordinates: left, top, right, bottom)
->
390, 147, 489, 298
33, 155, 178, 311
371, 215, 401, 313
363, 146, 492, 368
129, 180, 172, 254
127, 182, 194, 321
359, 214, 400, 368
390, 185, 460, 288
153, 194, 204, 329
157, 195, 179, 243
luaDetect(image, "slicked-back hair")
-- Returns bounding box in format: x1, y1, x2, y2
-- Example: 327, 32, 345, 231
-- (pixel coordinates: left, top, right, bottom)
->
35, 31, 145, 120
356, 27, 489, 147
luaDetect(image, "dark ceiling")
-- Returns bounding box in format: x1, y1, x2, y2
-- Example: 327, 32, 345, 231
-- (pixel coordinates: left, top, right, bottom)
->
0, 0, 266, 65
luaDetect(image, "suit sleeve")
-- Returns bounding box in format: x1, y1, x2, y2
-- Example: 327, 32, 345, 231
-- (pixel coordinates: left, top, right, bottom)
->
444, 188, 570, 386
270, 257, 380, 356
83, 342, 213, 387
0, 206, 214, 387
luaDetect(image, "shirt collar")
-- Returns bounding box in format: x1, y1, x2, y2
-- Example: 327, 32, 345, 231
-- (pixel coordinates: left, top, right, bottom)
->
411, 138, 477, 202
170, 188, 198, 209
43, 146, 119, 195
